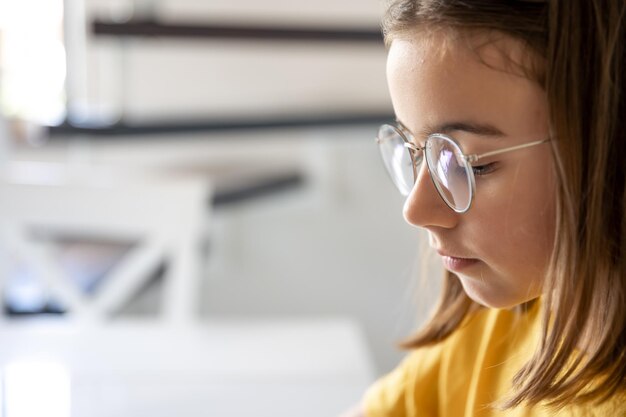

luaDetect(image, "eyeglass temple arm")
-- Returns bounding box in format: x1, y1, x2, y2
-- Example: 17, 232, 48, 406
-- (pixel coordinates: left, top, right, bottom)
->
465, 139, 550, 163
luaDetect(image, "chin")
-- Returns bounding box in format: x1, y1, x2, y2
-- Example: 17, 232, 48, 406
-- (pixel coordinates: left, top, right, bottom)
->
455, 273, 530, 310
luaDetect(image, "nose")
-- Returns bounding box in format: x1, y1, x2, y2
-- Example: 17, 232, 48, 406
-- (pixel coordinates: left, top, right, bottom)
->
403, 161, 459, 229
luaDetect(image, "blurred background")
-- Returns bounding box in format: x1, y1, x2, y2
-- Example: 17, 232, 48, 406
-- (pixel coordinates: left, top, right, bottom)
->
0, 0, 441, 415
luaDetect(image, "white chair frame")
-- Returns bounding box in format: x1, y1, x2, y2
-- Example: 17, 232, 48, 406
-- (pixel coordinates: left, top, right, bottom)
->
0, 162, 212, 325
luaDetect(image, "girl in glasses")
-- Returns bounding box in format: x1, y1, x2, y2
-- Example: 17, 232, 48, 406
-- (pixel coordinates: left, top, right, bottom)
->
342, 1, 625, 416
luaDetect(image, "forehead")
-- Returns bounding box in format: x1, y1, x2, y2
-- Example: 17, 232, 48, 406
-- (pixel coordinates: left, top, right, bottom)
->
387, 29, 537, 79
386, 31, 548, 139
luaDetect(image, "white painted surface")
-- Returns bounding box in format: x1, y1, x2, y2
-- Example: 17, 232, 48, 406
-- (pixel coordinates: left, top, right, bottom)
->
0, 319, 374, 417
120, 41, 390, 121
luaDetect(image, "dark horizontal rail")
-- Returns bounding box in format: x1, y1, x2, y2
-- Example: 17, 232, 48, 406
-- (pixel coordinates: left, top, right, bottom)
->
93, 20, 384, 43
48, 113, 393, 138
213, 172, 305, 207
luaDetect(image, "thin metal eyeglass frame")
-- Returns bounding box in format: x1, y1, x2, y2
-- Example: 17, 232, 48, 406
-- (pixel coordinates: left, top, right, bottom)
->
376, 121, 551, 213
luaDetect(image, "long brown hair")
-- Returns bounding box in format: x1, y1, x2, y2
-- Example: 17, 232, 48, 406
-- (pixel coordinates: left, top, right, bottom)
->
383, 0, 626, 409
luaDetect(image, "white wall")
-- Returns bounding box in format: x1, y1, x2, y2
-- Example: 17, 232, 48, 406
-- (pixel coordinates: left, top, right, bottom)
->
67, 0, 391, 123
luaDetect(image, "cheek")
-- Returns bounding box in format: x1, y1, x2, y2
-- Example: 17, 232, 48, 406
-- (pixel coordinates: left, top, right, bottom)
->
471, 158, 556, 274
512, 156, 557, 258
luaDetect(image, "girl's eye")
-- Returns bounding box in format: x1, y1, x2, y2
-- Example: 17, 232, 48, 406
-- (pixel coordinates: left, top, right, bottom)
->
472, 162, 497, 176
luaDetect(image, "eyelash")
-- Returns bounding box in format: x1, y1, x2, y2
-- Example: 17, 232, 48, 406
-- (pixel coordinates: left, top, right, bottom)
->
471, 162, 497, 177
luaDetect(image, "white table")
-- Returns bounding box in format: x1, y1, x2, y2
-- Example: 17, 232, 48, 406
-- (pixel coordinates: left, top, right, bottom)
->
0, 318, 374, 417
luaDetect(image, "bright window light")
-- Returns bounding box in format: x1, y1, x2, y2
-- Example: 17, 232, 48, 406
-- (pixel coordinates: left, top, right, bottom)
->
0, 0, 66, 125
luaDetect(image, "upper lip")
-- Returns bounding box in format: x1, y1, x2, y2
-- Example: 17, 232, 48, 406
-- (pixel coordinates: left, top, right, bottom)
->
435, 248, 475, 260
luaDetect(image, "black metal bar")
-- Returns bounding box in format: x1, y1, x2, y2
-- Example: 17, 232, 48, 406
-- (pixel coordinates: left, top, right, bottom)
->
213, 172, 305, 207
92, 20, 384, 43
48, 113, 394, 138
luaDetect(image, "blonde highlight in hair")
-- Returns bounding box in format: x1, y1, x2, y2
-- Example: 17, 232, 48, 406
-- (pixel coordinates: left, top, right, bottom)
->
385, 0, 626, 410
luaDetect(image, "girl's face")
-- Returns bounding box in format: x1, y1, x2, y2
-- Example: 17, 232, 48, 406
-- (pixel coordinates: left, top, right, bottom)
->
387, 32, 556, 309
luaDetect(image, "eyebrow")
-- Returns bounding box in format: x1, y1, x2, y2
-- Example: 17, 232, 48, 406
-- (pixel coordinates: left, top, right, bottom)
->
417, 121, 506, 139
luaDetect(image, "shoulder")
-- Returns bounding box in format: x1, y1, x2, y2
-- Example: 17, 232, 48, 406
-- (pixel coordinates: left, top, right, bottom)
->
362, 307, 514, 417
363, 303, 542, 417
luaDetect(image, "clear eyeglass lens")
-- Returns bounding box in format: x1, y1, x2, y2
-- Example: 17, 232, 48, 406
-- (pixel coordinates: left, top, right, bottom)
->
377, 125, 417, 196
425, 134, 472, 212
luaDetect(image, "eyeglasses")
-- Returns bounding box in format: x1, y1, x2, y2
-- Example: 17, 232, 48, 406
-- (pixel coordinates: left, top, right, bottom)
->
376, 122, 550, 213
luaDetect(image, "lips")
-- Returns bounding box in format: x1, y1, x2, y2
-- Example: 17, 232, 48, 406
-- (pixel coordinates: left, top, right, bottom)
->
436, 250, 479, 272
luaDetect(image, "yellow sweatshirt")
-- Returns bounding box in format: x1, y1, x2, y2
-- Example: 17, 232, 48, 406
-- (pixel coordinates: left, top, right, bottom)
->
364, 301, 625, 417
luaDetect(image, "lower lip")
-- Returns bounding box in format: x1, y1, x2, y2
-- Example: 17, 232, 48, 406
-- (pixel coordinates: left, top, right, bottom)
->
441, 256, 479, 272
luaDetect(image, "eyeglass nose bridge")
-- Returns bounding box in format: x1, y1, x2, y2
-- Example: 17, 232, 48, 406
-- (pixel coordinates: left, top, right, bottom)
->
403, 142, 429, 169
402, 141, 431, 191
403, 142, 425, 152
403, 142, 427, 175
